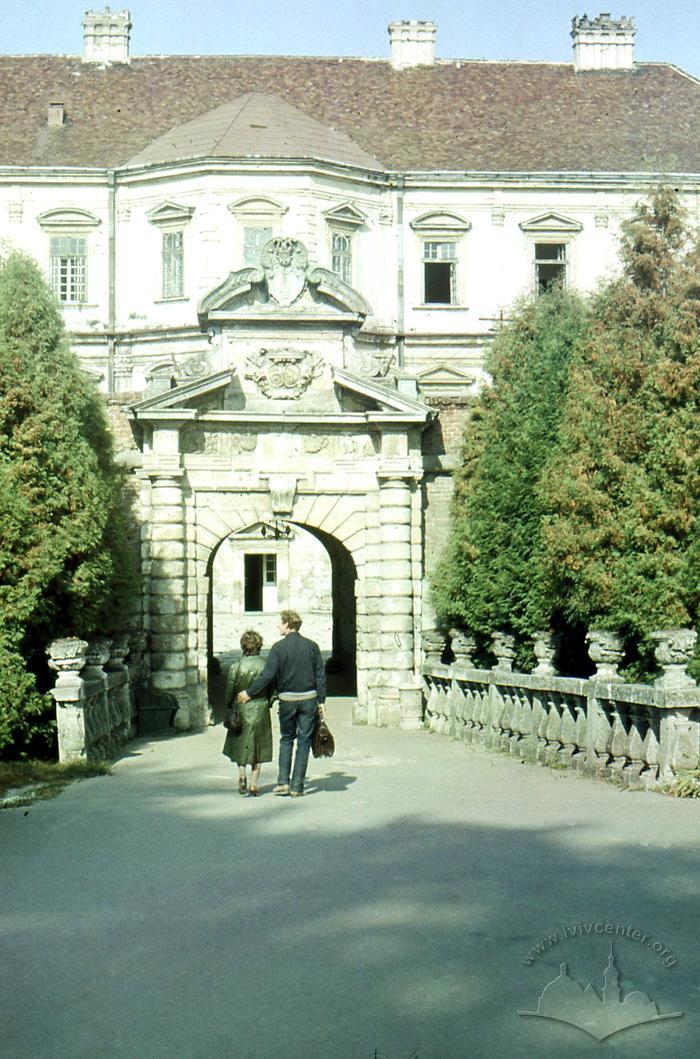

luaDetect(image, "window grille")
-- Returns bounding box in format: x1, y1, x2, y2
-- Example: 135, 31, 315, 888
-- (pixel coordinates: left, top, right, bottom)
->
50, 236, 87, 303
162, 230, 184, 298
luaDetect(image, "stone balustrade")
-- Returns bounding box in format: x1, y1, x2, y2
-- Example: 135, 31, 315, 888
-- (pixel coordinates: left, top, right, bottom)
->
422, 628, 700, 789
47, 635, 141, 762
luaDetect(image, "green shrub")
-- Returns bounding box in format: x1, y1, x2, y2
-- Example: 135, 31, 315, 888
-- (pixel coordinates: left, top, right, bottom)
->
0, 253, 139, 756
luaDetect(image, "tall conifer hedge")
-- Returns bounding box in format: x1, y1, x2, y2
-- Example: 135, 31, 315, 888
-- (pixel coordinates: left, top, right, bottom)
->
0, 252, 138, 755
432, 288, 589, 659
435, 188, 699, 677
541, 189, 700, 653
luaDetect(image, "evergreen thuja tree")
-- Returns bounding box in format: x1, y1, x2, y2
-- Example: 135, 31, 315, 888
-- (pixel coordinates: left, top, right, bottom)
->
541, 189, 700, 666
0, 252, 138, 755
432, 288, 589, 663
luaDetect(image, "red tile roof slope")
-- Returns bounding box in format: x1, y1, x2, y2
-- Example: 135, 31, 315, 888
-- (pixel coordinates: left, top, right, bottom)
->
0, 55, 698, 173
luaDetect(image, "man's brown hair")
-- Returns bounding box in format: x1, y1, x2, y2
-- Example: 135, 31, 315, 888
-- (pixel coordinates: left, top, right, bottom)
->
280, 609, 302, 631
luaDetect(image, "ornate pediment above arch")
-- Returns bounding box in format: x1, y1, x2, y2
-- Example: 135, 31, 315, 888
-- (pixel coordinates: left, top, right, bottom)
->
128, 365, 430, 426
197, 237, 371, 326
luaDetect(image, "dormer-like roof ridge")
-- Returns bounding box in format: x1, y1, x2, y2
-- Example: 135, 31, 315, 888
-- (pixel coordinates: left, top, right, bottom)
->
126, 90, 384, 170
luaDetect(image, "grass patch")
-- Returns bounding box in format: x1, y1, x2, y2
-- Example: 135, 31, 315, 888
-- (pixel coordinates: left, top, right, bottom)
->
0, 760, 112, 807
663, 770, 700, 799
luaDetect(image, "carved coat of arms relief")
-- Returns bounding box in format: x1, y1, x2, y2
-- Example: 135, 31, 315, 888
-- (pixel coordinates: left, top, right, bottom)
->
260, 237, 308, 307
244, 347, 324, 399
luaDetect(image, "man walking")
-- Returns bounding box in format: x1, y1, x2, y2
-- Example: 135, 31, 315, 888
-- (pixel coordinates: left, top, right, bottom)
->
237, 609, 326, 797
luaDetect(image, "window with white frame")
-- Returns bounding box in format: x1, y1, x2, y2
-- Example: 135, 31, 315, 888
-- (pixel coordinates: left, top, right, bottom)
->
38, 208, 101, 306
243, 225, 273, 265
409, 211, 471, 307
519, 213, 582, 295
162, 229, 184, 298
423, 240, 457, 304
264, 553, 277, 586
146, 201, 195, 301
330, 230, 353, 284
50, 236, 87, 303
323, 202, 367, 288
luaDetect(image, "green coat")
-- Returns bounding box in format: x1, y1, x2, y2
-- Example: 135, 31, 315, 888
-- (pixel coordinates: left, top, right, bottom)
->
222, 654, 273, 766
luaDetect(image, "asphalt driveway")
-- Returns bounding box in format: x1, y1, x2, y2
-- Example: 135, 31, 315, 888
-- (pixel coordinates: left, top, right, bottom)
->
1, 698, 698, 1059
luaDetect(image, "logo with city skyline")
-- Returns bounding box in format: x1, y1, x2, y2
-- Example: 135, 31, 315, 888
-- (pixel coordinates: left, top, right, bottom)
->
518, 945, 683, 1041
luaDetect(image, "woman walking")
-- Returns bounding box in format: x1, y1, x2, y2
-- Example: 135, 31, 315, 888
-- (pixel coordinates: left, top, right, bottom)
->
223, 631, 272, 796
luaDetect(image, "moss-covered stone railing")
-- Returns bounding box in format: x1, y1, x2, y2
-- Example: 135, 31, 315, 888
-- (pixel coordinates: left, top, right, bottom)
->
422, 628, 700, 789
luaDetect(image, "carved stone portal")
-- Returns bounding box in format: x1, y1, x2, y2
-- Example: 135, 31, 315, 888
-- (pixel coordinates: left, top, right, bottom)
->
245, 348, 324, 399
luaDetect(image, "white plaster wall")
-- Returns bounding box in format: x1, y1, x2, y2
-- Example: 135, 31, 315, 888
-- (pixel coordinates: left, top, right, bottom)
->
2, 168, 700, 398
211, 525, 332, 655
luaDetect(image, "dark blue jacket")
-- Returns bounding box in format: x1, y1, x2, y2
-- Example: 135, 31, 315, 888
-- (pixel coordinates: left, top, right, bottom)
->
245, 631, 326, 705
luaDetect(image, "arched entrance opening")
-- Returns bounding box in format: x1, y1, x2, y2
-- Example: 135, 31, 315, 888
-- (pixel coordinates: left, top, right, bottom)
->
206, 518, 356, 718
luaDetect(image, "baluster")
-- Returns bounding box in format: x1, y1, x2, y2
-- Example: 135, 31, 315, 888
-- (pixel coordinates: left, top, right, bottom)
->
641, 706, 661, 788
608, 701, 630, 782
498, 687, 514, 752
572, 700, 588, 770
559, 697, 578, 763
544, 692, 563, 764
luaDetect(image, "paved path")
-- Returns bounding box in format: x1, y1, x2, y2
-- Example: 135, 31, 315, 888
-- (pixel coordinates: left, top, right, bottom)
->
2, 698, 699, 1059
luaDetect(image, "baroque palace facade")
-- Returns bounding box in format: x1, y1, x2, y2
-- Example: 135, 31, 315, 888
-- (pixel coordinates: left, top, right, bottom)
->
2, 10, 700, 729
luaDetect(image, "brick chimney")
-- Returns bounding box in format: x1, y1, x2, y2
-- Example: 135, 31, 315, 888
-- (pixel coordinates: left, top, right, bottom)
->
388, 20, 437, 70
83, 7, 132, 64
571, 12, 636, 71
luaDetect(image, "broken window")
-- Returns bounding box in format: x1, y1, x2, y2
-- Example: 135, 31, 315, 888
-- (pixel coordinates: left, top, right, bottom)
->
423, 241, 457, 304
535, 242, 567, 292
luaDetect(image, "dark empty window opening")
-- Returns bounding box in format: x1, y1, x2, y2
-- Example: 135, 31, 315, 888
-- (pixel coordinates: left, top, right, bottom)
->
535, 243, 566, 292
244, 554, 263, 611
244, 553, 277, 611
423, 241, 456, 304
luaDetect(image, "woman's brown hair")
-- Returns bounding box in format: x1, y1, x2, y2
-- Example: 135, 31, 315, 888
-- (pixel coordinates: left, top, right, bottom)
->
240, 630, 263, 655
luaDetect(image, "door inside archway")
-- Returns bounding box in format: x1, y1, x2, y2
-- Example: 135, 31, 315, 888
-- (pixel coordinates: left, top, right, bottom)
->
208, 520, 356, 717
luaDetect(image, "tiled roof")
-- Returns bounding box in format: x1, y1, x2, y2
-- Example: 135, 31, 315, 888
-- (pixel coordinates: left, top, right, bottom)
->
0, 55, 699, 173
127, 91, 384, 169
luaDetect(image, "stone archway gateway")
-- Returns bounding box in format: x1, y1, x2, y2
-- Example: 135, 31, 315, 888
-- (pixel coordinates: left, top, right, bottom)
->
130, 238, 433, 729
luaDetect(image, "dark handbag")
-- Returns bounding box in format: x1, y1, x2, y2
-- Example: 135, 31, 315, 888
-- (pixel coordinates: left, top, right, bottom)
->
312, 714, 335, 758
224, 706, 242, 735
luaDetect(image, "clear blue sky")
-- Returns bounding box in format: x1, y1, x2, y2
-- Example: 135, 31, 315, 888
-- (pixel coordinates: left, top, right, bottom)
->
4, 2, 700, 79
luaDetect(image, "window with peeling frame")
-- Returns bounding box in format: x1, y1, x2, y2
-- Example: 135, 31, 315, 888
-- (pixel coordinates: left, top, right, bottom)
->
535, 242, 567, 292
423, 240, 457, 304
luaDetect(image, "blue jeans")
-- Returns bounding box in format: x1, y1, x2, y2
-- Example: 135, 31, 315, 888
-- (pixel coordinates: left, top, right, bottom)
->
278, 698, 318, 793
